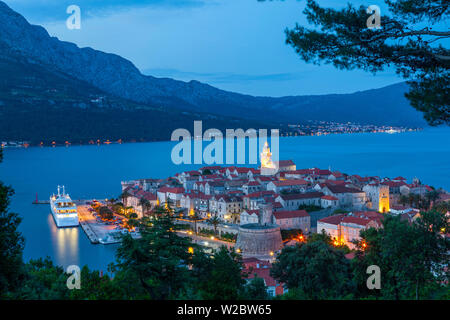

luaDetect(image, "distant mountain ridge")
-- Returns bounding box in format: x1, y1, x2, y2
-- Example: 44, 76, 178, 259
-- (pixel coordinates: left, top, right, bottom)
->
0, 1, 427, 128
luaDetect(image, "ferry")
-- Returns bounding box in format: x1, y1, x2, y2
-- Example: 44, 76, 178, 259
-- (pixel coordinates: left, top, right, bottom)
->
50, 186, 79, 227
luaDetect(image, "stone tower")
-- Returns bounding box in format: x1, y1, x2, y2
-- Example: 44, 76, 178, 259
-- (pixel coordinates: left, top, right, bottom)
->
235, 203, 282, 259
378, 185, 390, 213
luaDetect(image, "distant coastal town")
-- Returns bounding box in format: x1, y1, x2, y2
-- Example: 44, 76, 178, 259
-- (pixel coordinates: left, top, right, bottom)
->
287, 120, 421, 136
76, 145, 448, 297
0, 121, 421, 148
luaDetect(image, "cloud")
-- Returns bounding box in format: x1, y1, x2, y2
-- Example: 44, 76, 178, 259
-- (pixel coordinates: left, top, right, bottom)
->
3, 0, 205, 22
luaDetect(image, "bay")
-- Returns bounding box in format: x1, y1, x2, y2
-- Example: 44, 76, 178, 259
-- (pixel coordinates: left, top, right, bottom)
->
0, 127, 449, 272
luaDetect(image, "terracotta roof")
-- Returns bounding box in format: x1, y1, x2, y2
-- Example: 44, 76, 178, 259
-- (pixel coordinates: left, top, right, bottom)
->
278, 192, 324, 200
257, 176, 278, 182
186, 192, 212, 200
158, 186, 185, 194
311, 168, 332, 176
273, 201, 283, 208
245, 268, 277, 287
341, 216, 372, 226
326, 185, 362, 194
318, 214, 346, 225
199, 166, 222, 171
245, 191, 277, 199
273, 210, 309, 219
286, 169, 311, 175
353, 211, 383, 220
243, 209, 259, 216
321, 195, 338, 201
234, 167, 253, 173
382, 181, 407, 187
345, 252, 356, 260
272, 179, 308, 187
143, 193, 157, 201
332, 171, 343, 178
324, 180, 347, 186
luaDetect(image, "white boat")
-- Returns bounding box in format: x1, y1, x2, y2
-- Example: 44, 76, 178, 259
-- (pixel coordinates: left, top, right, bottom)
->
50, 186, 79, 227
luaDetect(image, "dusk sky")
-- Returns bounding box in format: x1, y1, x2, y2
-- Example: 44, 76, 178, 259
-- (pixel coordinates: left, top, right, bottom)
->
4, 0, 407, 97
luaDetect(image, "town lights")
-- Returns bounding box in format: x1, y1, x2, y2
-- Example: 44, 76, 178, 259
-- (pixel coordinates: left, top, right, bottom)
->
269, 251, 274, 256
210, 236, 215, 240
188, 247, 194, 254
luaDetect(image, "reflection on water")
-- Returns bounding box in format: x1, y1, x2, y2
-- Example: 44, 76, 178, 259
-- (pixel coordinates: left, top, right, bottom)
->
0, 129, 449, 271
48, 214, 79, 269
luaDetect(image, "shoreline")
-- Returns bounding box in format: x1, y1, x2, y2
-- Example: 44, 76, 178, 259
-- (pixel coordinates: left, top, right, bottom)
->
0, 127, 424, 150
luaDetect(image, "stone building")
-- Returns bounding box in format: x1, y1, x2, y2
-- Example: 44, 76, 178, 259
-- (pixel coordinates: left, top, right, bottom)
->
235, 204, 283, 259
363, 183, 390, 213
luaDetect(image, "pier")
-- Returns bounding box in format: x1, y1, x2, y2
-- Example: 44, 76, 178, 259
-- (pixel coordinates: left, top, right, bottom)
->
32, 200, 50, 204
32, 193, 50, 204
78, 206, 100, 244
77, 204, 123, 245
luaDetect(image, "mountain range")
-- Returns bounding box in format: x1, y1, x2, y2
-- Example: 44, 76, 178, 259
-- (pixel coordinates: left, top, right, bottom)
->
0, 1, 427, 144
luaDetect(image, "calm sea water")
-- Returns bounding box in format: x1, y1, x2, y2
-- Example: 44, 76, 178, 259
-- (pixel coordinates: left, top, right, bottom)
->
0, 128, 449, 272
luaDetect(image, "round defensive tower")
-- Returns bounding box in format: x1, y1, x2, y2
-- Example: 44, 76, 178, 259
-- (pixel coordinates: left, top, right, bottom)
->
235, 204, 283, 259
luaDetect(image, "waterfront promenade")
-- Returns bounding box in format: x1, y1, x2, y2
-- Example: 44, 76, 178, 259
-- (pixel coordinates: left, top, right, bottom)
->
78, 204, 121, 245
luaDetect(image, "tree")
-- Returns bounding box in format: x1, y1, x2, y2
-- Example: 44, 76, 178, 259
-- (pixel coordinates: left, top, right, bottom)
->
125, 212, 139, 231
425, 189, 440, 206
197, 246, 247, 300
69, 266, 122, 300
433, 201, 450, 214
354, 212, 449, 299
399, 194, 409, 206
191, 211, 201, 235
17, 258, 69, 300
106, 198, 117, 207
208, 214, 221, 236
244, 276, 270, 300
113, 206, 196, 299
202, 169, 212, 175
112, 202, 125, 215
98, 206, 114, 220
139, 197, 152, 217
271, 241, 355, 299
285, 0, 449, 125
0, 149, 25, 298
120, 190, 130, 207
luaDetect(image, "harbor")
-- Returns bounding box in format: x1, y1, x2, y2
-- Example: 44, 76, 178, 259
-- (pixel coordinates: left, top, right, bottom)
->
34, 195, 140, 245
77, 204, 120, 245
